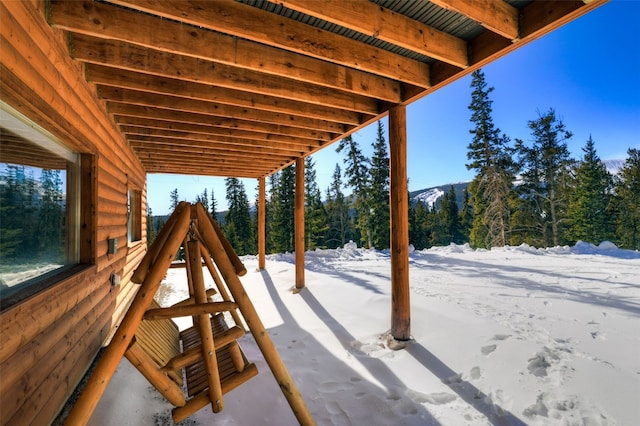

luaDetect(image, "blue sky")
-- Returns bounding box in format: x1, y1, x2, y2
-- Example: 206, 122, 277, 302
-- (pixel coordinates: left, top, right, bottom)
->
148, 0, 640, 215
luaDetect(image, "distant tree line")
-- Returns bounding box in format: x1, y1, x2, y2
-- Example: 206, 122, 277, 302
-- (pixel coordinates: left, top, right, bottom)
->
149, 70, 639, 254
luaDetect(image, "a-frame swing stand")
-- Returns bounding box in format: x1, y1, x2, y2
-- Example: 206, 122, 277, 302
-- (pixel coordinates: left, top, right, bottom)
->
65, 202, 314, 425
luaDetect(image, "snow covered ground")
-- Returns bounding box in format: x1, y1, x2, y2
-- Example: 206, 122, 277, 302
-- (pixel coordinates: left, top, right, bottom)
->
91, 242, 640, 425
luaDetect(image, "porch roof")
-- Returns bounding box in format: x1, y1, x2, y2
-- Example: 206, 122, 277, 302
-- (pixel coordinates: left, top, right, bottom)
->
48, 0, 605, 178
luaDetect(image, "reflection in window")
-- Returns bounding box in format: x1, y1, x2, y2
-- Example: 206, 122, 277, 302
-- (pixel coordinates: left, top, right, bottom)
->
0, 103, 80, 305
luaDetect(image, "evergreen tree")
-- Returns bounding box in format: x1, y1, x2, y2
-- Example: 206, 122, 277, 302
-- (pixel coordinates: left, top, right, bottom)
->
515, 109, 574, 247
196, 188, 210, 213
0, 165, 26, 260
265, 173, 279, 253
270, 165, 296, 253
304, 157, 328, 249
170, 188, 179, 211
612, 148, 640, 250
466, 70, 514, 248
224, 178, 253, 255
368, 120, 390, 249
209, 188, 218, 222
39, 169, 64, 261
459, 187, 473, 243
146, 206, 157, 248
411, 199, 432, 249
440, 186, 463, 244
567, 137, 613, 244
336, 135, 371, 248
324, 164, 353, 249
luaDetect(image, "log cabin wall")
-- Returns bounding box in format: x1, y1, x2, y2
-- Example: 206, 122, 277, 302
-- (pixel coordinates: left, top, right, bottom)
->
0, 1, 148, 424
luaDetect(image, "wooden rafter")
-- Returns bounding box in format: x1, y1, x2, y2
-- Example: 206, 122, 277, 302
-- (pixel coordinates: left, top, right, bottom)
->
429, 0, 520, 41
268, 0, 468, 67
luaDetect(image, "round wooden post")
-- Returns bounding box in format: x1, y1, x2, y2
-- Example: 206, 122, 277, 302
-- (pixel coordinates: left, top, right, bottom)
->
295, 158, 305, 290
187, 238, 224, 413
258, 176, 266, 270
65, 202, 192, 425
389, 105, 411, 341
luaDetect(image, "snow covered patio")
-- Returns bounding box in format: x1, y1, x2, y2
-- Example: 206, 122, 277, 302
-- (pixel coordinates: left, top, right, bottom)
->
89, 243, 639, 425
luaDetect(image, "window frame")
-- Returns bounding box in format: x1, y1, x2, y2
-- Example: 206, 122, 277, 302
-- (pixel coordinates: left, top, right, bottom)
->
127, 187, 143, 244
0, 102, 95, 310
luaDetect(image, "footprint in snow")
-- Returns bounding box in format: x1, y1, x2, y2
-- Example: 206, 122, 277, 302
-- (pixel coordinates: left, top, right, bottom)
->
406, 389, 457, 405
481, 344, 497, 355
469, 366, 482, 380
492, 334, 512, 341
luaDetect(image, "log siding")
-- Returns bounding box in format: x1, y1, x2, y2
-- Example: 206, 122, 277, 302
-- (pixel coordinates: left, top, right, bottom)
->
0, 1, 147, 424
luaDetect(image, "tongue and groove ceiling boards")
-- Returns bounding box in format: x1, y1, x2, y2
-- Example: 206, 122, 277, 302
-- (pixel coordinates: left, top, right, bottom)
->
47, 0, 605, 178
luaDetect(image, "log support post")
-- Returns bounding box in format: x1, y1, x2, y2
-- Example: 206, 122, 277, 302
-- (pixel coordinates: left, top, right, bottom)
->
295, 158, 305, 290
389, 105, 411, 341
258, 176, 266, 270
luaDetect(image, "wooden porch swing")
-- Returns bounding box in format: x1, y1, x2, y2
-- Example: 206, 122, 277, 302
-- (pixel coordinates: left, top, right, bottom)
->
65, 202, 314, 425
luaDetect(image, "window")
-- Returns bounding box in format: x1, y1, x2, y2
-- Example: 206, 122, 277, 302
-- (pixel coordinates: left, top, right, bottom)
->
128, 188, 142, 243
0, 102, 87, 308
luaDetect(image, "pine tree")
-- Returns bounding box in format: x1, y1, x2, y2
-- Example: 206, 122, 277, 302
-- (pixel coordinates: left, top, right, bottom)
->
440, 186, 463, 244
265, 173, 279, 253
196, 188, 210, 213
466, 70, 514, 248
146, 206, 157, 248
270, 165, 295, 253
336, 134, 371, 248
515, 109, 574, 247
325, 164, 353, 249
224, 178, 253, 255
411, 199, 432, 249
368, 120, 390, 249
567, 137, 613, 244
170, 188, 179, 211
459, 187, 473, 243
209, 188, 218, 222
612, 148, 640, 250
39, 169, 64, 261
304, 157, 328, 249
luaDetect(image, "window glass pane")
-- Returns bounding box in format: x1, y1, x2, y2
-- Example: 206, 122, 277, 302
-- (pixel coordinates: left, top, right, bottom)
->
0, 104, 80, 303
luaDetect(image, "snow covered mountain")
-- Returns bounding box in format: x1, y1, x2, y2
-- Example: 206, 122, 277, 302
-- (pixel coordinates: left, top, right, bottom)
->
410, 181, 469, 210
603, 158, 625, 175
411, 158, 626, 210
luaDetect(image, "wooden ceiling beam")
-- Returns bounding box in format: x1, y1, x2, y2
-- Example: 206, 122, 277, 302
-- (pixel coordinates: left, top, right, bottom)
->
131, 146, 293, 165
429, 0, 519, 41
125, 133, 309, 155
98, 86, 347, 134
70, 34, 382, 115
144, 164, 264, 178
114, 116, 331, 145
107, 0, 431, 87
49, 0, 404, 102
118, 123, 321, 149
128, 136, 303, 157
140, 155, 273, 171
269, 0, 468, 67
108, 104, 340, 142
86, 65, 366, 126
